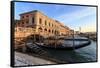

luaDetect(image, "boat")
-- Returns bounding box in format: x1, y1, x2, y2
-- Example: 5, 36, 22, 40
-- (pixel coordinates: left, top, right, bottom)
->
35, 39, 91, 50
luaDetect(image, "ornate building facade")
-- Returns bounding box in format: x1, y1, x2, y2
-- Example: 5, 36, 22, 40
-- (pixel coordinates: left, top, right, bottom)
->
15, 10, 73, 39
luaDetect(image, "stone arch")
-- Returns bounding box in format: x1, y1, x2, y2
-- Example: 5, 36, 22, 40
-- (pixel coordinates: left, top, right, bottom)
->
38, 27, 43, 32
55, 30, 57, 34
48, 29, 51, 33
44, 28, 47, 32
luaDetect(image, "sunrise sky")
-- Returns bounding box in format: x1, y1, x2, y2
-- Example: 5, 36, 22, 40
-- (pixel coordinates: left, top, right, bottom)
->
15, 2, 97, 32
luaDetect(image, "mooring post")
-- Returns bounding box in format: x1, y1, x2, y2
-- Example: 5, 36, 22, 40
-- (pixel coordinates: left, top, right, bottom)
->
22, 46, 26, 52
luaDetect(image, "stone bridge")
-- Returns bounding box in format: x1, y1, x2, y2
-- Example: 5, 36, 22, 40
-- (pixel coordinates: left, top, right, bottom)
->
14, 28, 38, 49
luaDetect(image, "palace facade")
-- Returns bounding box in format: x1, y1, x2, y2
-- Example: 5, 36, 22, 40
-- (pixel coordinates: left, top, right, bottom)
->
15, 10, 73, 39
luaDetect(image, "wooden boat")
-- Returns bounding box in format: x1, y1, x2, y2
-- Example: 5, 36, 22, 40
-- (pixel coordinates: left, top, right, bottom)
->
35, 39, 91, 50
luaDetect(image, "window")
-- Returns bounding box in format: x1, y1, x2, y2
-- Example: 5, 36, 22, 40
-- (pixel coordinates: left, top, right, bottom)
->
45, 20, 47, 25
55, 30, 56, 34
22, 16, 24, 18
44, 28, 47, 31
49, 22, 50, 26
26, 15, 28, 17
22, 22, 24, 24
48, 29, 51, 33
52, 24, 53, 27
52, 30, 53, 33
26, 21, 28, 24
32, 17, 34, 24
39, 18, 42, 24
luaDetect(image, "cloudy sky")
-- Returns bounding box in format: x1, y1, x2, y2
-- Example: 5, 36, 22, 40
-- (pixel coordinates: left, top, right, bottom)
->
15, 2, 97, 32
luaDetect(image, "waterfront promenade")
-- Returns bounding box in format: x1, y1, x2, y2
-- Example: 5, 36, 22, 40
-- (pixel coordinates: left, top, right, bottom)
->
15, 51, 56, 66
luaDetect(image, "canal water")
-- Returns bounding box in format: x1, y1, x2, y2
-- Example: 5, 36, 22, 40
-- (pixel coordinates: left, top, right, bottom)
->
42, 40, 97, 63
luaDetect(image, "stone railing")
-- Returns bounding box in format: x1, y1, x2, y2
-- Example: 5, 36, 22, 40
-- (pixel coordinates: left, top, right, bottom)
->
15, 27, 36, 38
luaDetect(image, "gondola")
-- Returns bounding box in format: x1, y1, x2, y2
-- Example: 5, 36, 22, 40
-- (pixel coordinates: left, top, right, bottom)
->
35, 39, 91, 50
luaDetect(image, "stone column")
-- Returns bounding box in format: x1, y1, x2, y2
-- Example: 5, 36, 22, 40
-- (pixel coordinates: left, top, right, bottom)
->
29, 15, 32, 25
34, 12, 39, 33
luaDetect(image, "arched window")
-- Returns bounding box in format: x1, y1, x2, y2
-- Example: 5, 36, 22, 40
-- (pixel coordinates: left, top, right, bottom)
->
55, 30, 57, 34
49, 22, 50, 26
38, 27, 42, 32
45, 20, 47, 25
52, 24, 53, 27
44, 28, 47, 31
26, 15, 29, 17
52, 30, 53, 33
32, 17, 34, 24
48, 29, 51, 33
22, 22, 24, 24
26, 21, 28, 24
39, 18, 42, 24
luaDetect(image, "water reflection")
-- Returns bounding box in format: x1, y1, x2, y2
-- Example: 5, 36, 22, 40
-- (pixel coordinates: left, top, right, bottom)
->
27, 35, 97, 63
42, 40, 97, 63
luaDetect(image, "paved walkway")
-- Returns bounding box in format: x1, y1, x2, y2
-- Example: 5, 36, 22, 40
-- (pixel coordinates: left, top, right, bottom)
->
14, 51, 56, 66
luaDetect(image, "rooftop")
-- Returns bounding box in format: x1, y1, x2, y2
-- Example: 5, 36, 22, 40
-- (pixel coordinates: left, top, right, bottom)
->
19, 10, 70, 29
20, 10, 39, 16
